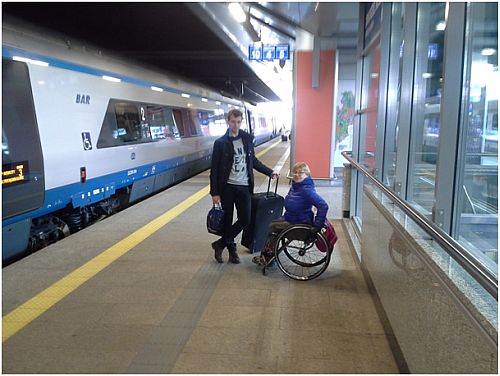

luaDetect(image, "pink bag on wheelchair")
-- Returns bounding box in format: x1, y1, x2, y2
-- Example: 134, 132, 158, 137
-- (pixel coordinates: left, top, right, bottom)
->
316, 219, 338, 253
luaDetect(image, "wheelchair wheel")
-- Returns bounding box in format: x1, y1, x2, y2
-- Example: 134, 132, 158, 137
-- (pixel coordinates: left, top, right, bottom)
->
274, 224, 331, 281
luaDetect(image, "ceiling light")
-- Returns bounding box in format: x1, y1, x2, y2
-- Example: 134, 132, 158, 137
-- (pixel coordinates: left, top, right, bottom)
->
102, 75, 121, 82
216, 101, 221, 105
151, 86, 164, 92
181, 93, 190, 98
201, 98, 208, 102
435, 21, 446, 31
251, 8, 263, 19
422, 73, 432, 79
481, 48, 496, 56
229, 3, 246, 23
13, 56, 49, 67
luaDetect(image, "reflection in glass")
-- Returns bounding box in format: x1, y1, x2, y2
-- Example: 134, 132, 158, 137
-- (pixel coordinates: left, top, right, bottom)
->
456, 2, 498, 271
360, 43, 381, 174
407, 3, 446, 215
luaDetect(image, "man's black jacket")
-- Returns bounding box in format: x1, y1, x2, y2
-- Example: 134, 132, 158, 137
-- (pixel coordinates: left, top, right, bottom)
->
210, 129, 273, 197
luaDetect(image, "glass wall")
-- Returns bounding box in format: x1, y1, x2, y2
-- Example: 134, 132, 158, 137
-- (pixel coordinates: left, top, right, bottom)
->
407, 2, 446, 216
455, 2, 498, 269
360, 43, 381, 174
382, 3, 404, 187
353, 2, 498, 281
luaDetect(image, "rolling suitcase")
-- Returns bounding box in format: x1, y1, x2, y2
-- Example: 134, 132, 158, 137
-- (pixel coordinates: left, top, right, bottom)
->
242, 177, 284, 253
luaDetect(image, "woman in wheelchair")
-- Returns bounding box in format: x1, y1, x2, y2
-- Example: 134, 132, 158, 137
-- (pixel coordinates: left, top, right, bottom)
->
252, 162, 328, 269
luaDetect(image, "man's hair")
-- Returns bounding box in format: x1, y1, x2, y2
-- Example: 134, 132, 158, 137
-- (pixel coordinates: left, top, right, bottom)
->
226, 108, 243, 121
292, 162, 311, 177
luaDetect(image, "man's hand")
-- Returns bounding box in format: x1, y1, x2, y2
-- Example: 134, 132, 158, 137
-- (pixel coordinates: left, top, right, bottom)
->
212, 195, 221, 205
271, 172, 279, 179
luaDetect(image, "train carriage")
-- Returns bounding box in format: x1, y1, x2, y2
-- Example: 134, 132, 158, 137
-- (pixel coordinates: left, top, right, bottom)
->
2, 18, 280, 264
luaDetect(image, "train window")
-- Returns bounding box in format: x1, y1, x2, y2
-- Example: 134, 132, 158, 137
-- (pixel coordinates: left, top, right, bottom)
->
98, 100, 156, 147
147, 106, 180, 140
196, 110, 216, 136
172, 109, 185, 137
211, 109, 227, 136
98, 100, 209, 146
114, 103, 142, 142
187, 109, 203, 136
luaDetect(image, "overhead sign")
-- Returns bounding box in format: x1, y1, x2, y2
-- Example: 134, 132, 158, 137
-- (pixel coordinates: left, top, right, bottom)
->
249, 45, 263, 61
249, 44, 290, 61
263, 45, 276, 61
275, 45, 289, 60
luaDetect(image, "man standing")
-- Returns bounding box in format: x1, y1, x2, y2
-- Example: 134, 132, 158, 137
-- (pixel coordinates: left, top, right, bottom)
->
210, 109, 278, 263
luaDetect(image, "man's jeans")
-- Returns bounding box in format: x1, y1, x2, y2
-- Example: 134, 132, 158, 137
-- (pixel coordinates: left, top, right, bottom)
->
220, 184, 251, 250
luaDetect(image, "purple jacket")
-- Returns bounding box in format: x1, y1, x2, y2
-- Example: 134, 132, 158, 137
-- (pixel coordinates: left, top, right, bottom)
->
283, 177, 328, 228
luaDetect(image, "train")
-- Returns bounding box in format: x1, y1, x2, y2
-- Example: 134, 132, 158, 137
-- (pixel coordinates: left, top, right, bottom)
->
2, 17, 282, 265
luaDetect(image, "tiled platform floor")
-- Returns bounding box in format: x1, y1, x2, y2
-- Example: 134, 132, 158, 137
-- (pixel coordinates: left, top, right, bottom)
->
3, 141, 398, 373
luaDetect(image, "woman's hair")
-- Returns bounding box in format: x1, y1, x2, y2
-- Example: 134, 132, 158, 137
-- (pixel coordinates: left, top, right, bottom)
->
226, 108, 243, 121
292, 162, 311, 177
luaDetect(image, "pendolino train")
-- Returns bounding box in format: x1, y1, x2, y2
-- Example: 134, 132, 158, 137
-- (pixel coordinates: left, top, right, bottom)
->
2, 18, 281, 265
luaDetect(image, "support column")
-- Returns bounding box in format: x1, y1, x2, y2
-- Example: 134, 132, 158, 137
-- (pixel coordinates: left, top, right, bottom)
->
293, 33, 336, 178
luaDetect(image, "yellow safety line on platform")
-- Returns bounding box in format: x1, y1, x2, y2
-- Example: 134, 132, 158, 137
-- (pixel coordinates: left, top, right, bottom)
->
2, 139, 282, 342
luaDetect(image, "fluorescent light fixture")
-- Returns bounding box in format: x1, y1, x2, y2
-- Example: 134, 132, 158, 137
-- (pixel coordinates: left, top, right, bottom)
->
187, 103, 192, 107
201, 98, 208, 102
422, 73, 432, 79
102, 75, 121, 82
38, 80, 45, 85
151, 86, 164, 92
228, 104, 232, 108
370, 73, 379, 79
216, 101, 221, 105
181, 93, 190, 98
13, 56, 49, 67
435, 21, 446, 31
481, 48, 496, 56
251, 8, 263, 19
229, 3, 246, 23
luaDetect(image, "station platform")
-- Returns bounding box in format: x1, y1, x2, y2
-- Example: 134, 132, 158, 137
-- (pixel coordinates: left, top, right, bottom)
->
2, 139, 398, 373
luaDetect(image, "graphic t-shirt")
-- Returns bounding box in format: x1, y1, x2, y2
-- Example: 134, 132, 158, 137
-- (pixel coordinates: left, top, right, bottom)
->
227, 137, 249, 185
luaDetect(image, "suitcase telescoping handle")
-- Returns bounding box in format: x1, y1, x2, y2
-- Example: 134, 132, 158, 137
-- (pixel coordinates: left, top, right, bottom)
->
266, 175, 279, 198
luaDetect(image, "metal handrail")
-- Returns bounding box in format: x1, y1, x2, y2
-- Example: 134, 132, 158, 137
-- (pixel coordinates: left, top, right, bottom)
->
341, 151, 498, 300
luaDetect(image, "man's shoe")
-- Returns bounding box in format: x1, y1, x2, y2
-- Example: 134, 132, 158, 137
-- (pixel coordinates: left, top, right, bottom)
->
228, 251, 240, 264
212, 241, 224, 263
252, 255, 266, 266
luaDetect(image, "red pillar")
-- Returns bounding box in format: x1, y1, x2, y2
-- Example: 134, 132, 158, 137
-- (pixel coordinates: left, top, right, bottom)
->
295, 50, 335, 179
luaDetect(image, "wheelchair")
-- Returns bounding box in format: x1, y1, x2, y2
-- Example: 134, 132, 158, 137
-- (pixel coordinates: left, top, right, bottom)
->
261, 224, 333, 281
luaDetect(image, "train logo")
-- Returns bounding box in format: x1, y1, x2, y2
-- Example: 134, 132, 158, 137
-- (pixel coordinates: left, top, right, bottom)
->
76, 94, 90, 104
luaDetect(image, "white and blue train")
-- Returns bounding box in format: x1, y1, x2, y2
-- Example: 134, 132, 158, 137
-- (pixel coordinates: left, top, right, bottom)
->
2, 18, 280, 264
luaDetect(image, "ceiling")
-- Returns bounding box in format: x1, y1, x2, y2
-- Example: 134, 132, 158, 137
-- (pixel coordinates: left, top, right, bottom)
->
2, 2, 359, 104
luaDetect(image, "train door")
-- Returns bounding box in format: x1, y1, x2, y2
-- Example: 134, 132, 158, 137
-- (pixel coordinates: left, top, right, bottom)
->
2, 59, 45, 261
2, 59, 45, 219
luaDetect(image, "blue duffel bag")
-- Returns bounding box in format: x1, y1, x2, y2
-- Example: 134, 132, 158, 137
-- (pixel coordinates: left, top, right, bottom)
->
207, 203, 225, 236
